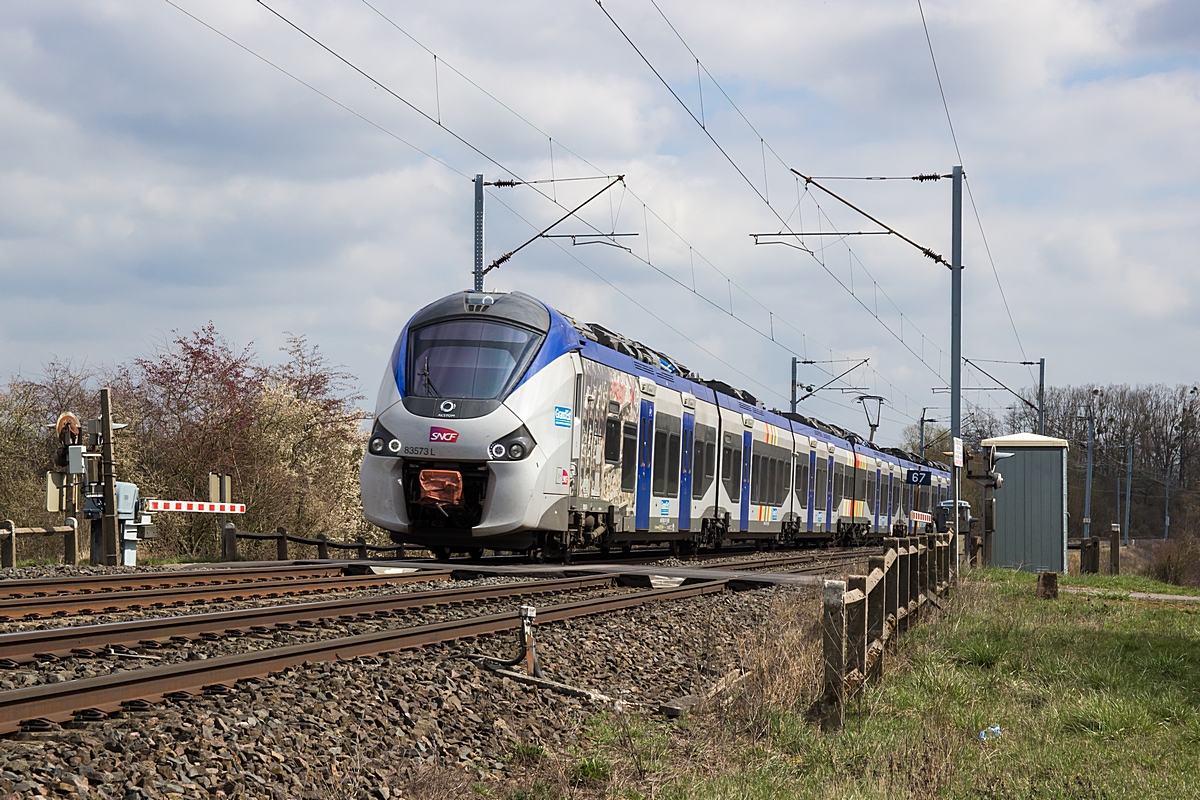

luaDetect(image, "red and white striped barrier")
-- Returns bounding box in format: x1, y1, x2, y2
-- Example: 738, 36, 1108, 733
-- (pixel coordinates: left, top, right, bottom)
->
145, 500, 246, 514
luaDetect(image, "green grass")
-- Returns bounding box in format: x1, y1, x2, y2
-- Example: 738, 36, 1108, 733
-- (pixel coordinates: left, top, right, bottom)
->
570, 570, 1200, 799
980, 565, 1200, 597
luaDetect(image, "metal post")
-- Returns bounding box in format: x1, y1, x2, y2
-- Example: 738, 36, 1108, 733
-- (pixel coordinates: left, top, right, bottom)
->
790, 357, 798, 413
473, 174, 485, 291
1038, 358, 1046, 435
951, 165, 962, 581
1123, 441, 1132, 545
222, 522, 238, 562
1084, 411, 1094, 539
64, 517, 78, 566
276, 527, 289, 561
1164, 460, 1172, 541
0, 521, 13, 569
99, 388, 119, 566
1110, 523, 1120, 576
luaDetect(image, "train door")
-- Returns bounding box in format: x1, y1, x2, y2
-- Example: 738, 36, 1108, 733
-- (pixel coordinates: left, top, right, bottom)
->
680, 410, 695, 531
635, 398, 654, 531
740, 428, 752, 532
807, 450, 816, 532
874, 465, 881, 532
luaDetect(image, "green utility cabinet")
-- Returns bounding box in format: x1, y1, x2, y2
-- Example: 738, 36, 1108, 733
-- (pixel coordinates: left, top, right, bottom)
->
980, 432, 1069, 574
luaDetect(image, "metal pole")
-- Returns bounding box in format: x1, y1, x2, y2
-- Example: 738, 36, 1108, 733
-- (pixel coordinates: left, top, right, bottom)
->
790, 357, 798, 413
1164, 460, 1172, 541
1038, 358, 1045, 435
1123, 441, 1132, 545
919, 409, 927, 455
1083, 411, 1094, 539
951, 166, 962, 580
99, 388, 119, 566
473, 174, 485, 291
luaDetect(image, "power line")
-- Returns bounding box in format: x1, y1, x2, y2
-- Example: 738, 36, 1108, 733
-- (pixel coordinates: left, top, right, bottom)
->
350, 0, 932, 422
915, 0, 1031, 378
598, 0, 956, 398
162, 0, 915, 429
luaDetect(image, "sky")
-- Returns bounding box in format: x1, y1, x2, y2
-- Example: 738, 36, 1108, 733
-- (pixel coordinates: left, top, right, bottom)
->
1, 0, 1198, 447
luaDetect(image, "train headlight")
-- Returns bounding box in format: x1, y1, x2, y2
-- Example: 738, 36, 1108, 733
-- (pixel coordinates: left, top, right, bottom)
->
489, 425, 536, 461
368, 420, 403, 458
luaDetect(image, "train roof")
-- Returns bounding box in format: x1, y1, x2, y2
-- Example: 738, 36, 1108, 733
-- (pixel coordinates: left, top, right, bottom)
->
399, 291, 949, 476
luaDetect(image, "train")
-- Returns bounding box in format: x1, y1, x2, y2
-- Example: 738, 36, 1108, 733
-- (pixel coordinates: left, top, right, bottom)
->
360, 290, 952, 560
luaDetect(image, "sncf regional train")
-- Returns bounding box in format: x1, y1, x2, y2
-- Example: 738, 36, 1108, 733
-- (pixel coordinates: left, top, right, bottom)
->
361, 291, 951, 560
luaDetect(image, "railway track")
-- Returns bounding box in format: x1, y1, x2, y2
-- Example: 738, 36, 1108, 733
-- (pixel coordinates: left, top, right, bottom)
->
0, 579, 729, 734
0, 569, 452, 620
0, 575, 617, 665
0, 563, 350, 600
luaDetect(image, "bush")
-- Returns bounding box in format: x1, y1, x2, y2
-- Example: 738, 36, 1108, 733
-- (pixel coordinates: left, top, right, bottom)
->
1144, 535, 1200, 587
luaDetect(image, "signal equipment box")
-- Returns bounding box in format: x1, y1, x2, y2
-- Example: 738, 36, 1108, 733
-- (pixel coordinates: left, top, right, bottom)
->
980, 432, 1070, 574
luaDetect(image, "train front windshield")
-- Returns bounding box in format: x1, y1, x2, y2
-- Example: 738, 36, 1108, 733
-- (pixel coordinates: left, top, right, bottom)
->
407, 320, 543, 400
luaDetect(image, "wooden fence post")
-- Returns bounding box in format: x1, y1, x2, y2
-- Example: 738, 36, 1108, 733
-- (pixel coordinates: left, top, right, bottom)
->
275, 528, 289, 561
64, 518, 79, 566
820, 579, 847, 732
897, 537, 910, 634
867, 555, 886, 682
222, 523, 238, 562
317, 534, 329, 560
356, 538, 368, 560
909, 537, 921, 625
0, 521, 13, 569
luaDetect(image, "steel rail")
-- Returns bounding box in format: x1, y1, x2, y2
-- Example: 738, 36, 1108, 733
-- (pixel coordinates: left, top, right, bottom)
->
0, 564, 349, 599
0, 570, 452, 620
0, 579, 729, 733
0, 575, 617, 664
705, 547, 884, 573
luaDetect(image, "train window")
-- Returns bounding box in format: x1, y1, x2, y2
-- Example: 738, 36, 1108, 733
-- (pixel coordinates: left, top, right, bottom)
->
832, 462, 844, 507
815, 461, 828, 511
604, 415, 622, 463
692, 424, 716, 499
620, 422, 637, 492
795, 461, 809, 508
892, 481, 900, 516
722, 437, 742, 502
407, 320, 543, 400
867, 473, 876, 511
692, 444, 705, 500
782, 456, 791, 495
750, 454, 761, 503
653, 414, 681, 497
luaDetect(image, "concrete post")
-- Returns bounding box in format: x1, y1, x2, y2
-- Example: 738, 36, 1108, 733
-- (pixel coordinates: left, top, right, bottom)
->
1110, 523, 1120, 576
867, 555, 886, 682
846, 575, 867, 680
317, 534, 329, 560
222, 523, 238, 562
275, 527, 288, 561
64, 517, 78, 566
820, 579, 847, 732
0, 521, 13, 569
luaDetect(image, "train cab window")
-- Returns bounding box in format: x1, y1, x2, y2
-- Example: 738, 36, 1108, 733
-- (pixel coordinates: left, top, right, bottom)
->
604, 402, 622, 464
653, 413, 681, 497
721, 433, 742, 502
620, 422, 637, 492
407, 320, 543, 400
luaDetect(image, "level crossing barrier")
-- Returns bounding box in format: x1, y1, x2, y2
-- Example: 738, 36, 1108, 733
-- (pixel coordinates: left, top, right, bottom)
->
0, 519, 80, 568
221, 523, 404, 562
818, 533, 953, 731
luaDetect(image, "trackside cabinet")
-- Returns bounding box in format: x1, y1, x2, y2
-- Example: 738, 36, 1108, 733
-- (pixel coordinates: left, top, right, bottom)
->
980, 432, 1069, 574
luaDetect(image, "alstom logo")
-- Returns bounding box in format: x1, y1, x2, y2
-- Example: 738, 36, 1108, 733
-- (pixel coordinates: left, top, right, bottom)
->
429, 426, 459, 443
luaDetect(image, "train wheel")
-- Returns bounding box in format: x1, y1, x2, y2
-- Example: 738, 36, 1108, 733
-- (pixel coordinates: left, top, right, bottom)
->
599, 544, 611, 556
669, 540, 680, 558
432, 546, 452, 562
622, 545, 632, 556
468, 548, 484, 560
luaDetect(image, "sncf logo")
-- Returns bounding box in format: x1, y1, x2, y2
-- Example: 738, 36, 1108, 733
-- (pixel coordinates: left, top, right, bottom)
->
429, 426, 459, 443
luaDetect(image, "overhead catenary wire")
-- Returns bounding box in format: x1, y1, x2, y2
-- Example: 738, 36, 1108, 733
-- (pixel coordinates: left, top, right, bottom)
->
598, 0, 957, 400
352, 0, 932, 422
915, 0, 1032, 378
162, 0, 915, 428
